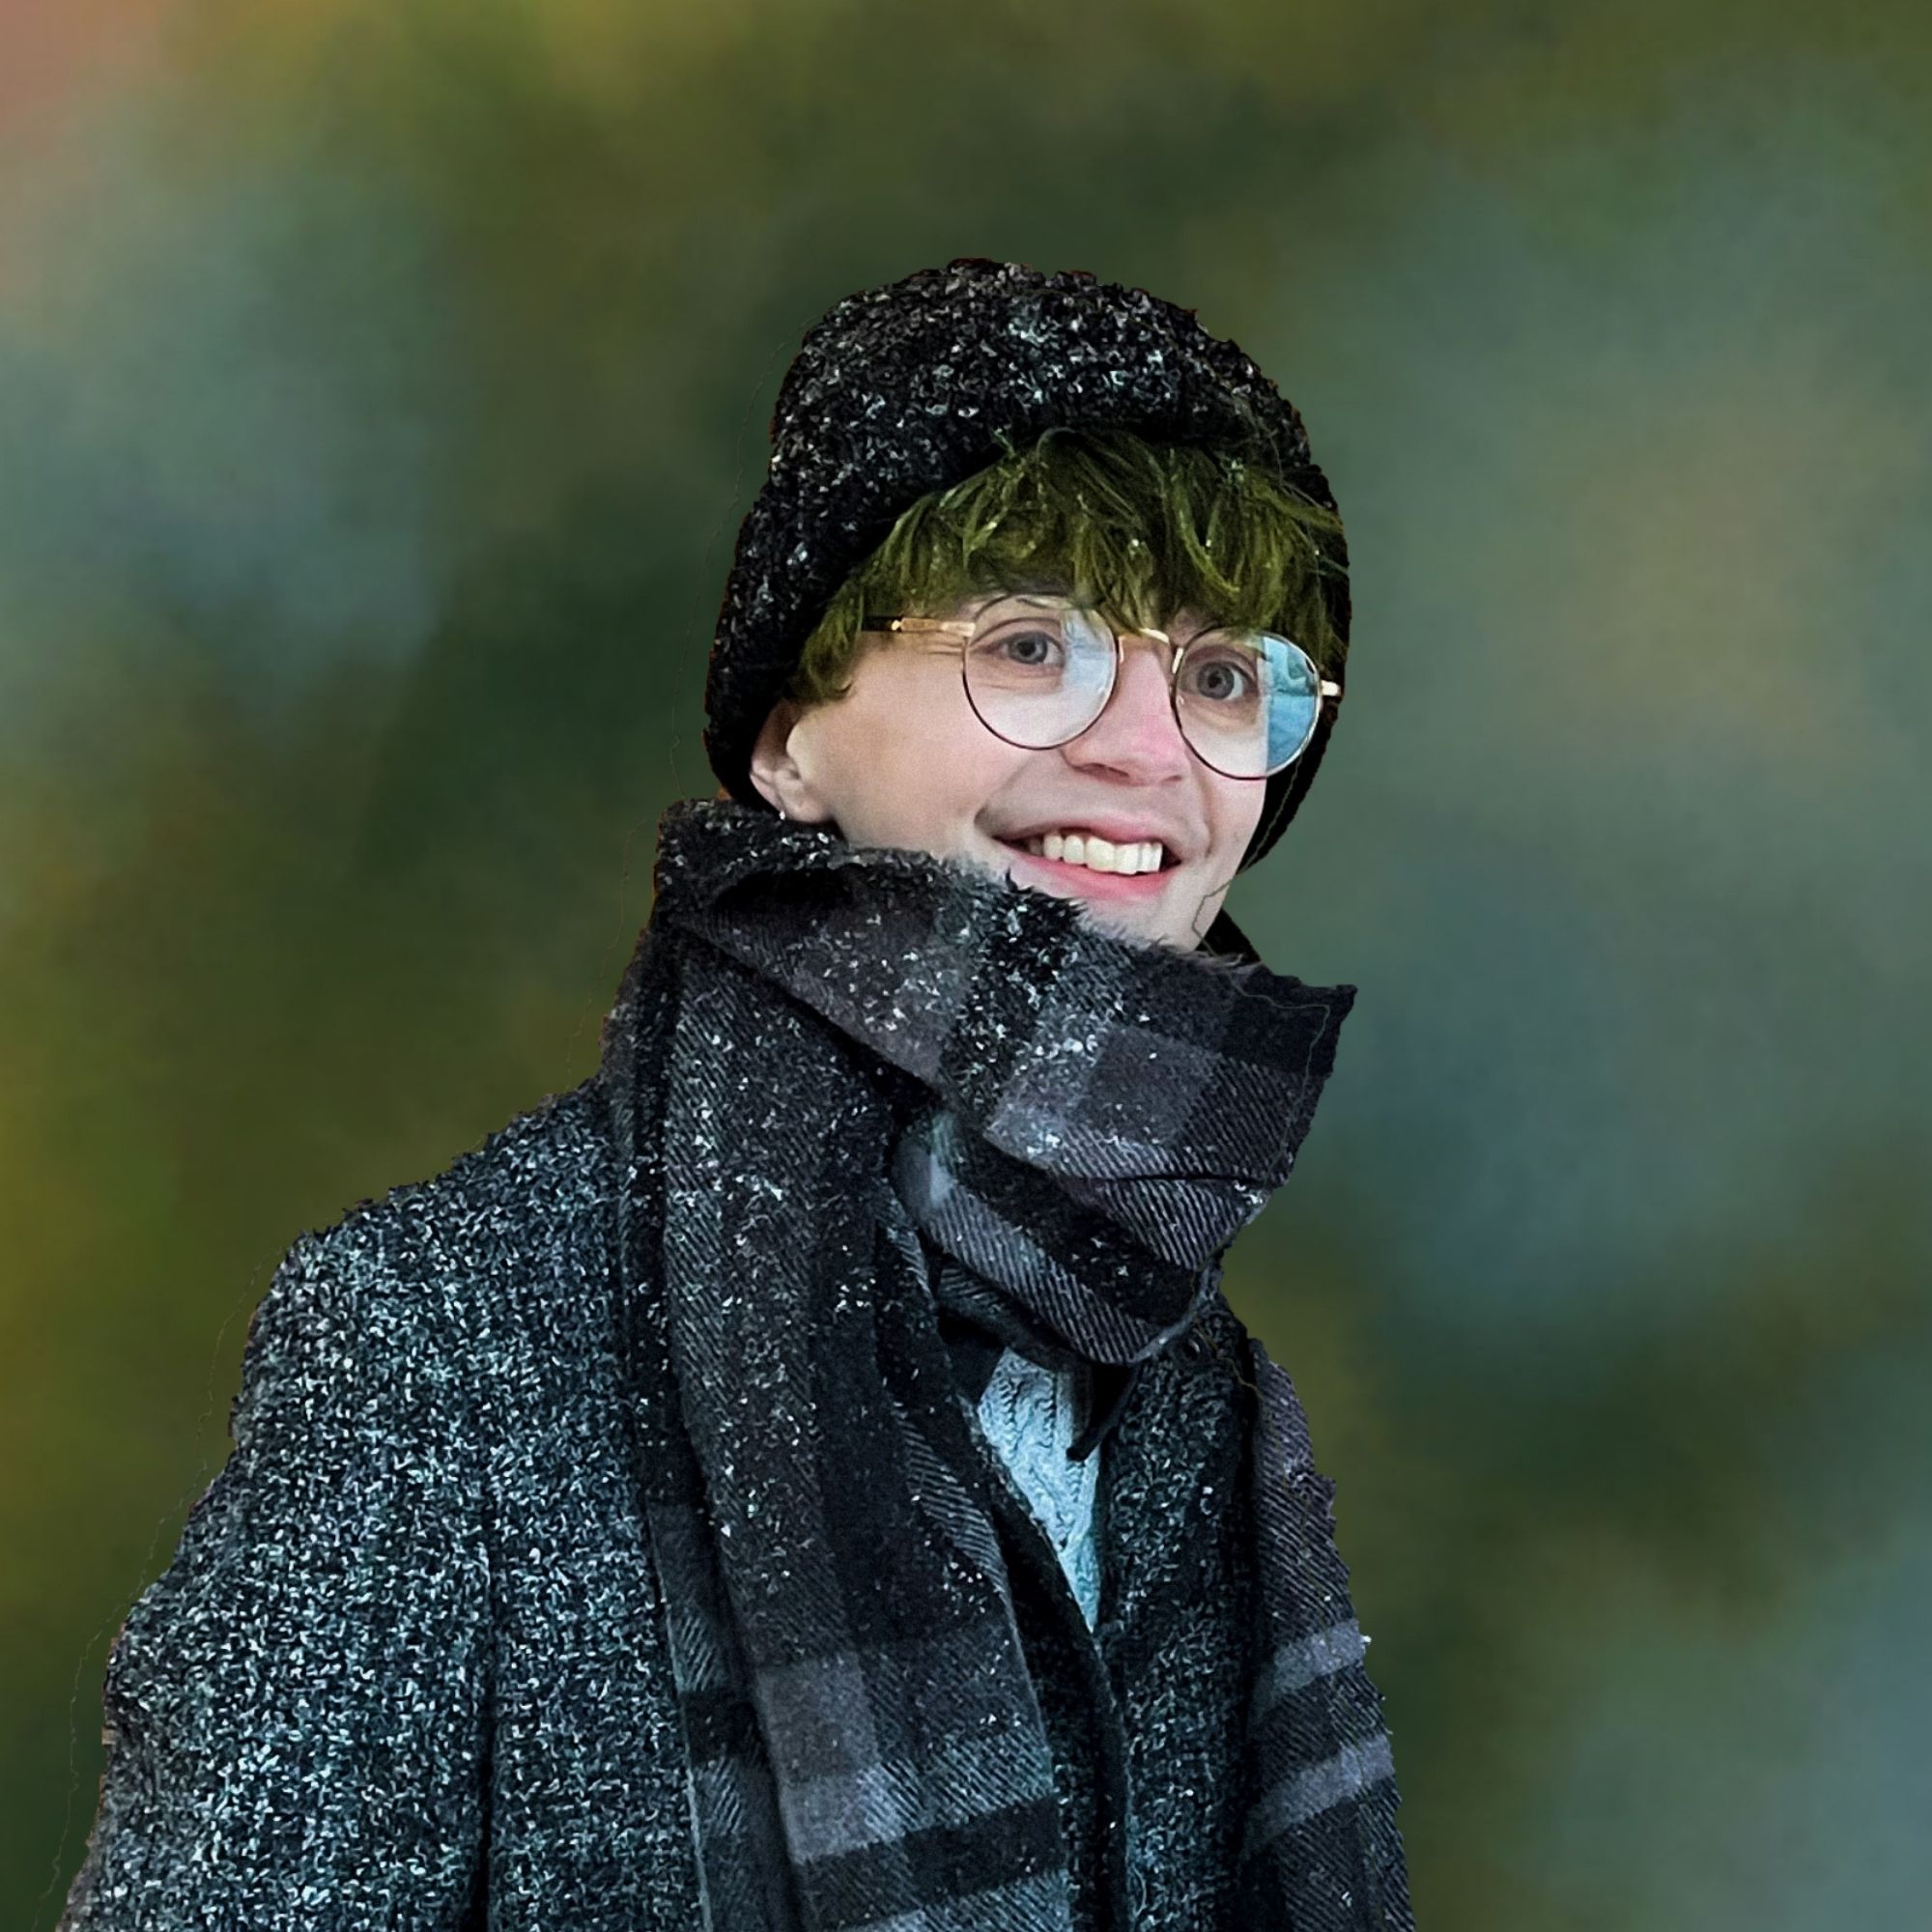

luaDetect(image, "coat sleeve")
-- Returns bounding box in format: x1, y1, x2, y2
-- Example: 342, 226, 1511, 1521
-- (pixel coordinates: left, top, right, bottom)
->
59, 1223, 492, 1931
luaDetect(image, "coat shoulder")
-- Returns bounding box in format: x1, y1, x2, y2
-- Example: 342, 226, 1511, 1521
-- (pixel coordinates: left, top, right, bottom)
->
302, 1071, 615, 1250
274, 1073, 622, 1333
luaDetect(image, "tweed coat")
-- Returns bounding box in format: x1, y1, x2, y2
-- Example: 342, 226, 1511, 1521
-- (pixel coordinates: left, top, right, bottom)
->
62, 1052, 1276, 1930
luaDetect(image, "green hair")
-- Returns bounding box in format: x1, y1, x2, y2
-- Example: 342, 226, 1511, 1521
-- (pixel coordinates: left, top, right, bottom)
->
786, 425, 1350, 708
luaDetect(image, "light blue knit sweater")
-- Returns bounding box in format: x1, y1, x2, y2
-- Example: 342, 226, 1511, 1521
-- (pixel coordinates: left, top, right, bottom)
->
976, 1350, 1101, 1627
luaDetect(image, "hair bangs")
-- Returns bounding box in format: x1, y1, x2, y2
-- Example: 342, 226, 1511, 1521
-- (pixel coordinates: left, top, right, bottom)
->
788, 426, 1348, 707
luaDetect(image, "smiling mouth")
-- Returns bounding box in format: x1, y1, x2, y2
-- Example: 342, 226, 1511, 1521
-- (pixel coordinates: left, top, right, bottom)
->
991, 834, 1180, 894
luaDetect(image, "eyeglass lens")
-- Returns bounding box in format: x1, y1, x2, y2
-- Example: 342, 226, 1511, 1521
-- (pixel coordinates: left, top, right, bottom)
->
959, 597, 1321, 779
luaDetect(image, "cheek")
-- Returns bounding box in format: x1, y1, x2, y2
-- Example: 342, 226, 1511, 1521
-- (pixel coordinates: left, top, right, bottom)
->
881, 720, 1029, 841
800, 673, 1020, 840
887, 696, 981, 771
856, 689, 987, 795
1207, 774, 1267, 858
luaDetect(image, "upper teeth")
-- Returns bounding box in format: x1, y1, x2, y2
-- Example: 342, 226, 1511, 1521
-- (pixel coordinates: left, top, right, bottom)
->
1024, 832, 1167, 875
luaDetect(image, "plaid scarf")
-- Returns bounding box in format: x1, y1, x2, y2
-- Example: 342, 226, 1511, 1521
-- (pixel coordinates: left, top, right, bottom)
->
601, 798, 1415, 1930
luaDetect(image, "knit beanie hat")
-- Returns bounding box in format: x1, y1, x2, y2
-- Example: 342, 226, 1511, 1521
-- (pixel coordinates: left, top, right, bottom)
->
703, 257, 1350, 872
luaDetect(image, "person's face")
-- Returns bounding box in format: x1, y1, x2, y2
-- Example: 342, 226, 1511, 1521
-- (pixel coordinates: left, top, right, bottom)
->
748, 592, 1268, 951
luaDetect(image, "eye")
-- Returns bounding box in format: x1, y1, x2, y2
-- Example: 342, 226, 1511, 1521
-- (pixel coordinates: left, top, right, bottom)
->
1181, 643, 1262, 704
1000, 628, 1063, 668
968, 621, 1069, 672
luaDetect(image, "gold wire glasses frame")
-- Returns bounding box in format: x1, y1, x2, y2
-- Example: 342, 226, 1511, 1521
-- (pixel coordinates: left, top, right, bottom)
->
858, 595, 1343, 781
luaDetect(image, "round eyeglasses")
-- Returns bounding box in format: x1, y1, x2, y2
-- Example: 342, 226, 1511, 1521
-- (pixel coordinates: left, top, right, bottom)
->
859, 593, 1340, 781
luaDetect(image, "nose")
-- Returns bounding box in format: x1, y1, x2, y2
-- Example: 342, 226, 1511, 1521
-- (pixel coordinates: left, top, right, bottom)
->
1061, 631, 1193, 783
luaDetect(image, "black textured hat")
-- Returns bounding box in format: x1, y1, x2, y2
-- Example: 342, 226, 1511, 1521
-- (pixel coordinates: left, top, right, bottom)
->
703, 258, 1350, 871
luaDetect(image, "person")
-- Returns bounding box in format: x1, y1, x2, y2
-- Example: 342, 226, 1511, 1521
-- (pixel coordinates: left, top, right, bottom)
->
60, 258, 1416, 1930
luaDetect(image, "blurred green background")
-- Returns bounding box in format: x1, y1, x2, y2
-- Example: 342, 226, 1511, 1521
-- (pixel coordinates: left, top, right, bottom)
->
5, 1, 1928, 1924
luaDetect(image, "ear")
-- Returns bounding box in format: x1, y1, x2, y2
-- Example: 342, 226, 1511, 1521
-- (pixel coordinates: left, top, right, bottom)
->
747, 699, 836, 823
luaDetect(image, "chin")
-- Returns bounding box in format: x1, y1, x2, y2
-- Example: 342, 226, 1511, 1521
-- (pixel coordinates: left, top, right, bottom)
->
1077, 898, 1174, 947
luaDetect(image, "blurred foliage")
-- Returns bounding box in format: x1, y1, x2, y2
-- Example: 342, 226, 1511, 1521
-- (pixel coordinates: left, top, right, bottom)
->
4, 1, 1929, 1925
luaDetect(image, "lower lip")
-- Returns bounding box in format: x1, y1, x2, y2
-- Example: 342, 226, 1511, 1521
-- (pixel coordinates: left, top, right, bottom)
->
995, 839, 1175, 899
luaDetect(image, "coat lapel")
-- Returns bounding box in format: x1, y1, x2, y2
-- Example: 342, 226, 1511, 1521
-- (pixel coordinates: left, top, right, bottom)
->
1099, 1282, 1253, 1637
